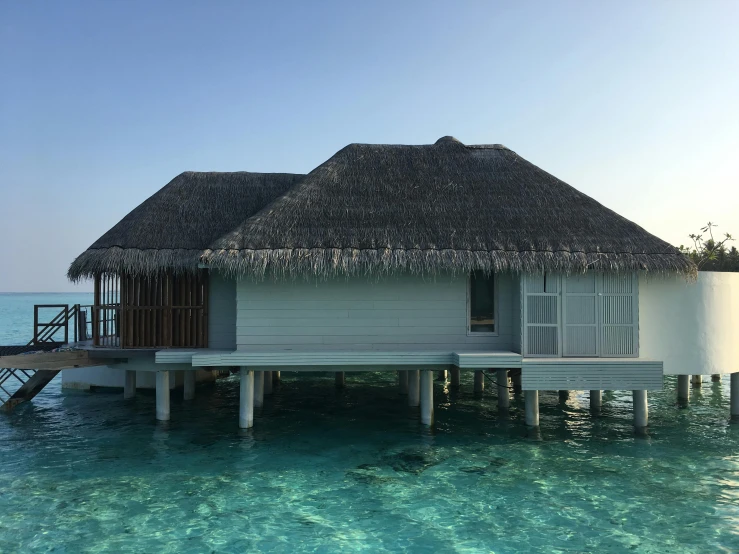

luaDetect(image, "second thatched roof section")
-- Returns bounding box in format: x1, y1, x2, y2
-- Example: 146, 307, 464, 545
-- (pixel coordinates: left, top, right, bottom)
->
203, 136, 695, 278
68, 171, 304, 280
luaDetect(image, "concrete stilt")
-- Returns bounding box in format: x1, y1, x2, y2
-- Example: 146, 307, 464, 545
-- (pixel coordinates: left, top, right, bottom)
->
633, 390, 648, 429
512, 371, 522, 394
436, 370, 447, 382
335, 371, 345, 388
711, 374, 721, 382
450, 368, 460, 388
264, 370, 273, 395
474, 370, 485, 394
398, 370, 408, 394
677, 375, 690, 402
731, 373, 739, 419
183, 371, 195, 400
155, 371, 170, 421
254, 371, 264, 408
124, 370, 136, 399
420, 370, 434, 425
691, 375, 702, 388
408, 370, 420, 407
273, 371, 281, 384
239, 367, 254, 429
524, 390, 539, 427
590, 390, 602, 411
496, 369, 510, 409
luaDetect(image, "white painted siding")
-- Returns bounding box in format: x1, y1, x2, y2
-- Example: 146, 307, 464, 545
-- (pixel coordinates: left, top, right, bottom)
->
209, 272, 236, 350
236, 273, 515, 352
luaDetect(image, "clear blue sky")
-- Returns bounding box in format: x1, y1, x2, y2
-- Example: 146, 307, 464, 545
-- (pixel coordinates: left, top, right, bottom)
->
1, 0, 737, 292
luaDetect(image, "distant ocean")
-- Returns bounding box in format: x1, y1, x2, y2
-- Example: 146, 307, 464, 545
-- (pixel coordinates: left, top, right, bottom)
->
0, 292, 94, 345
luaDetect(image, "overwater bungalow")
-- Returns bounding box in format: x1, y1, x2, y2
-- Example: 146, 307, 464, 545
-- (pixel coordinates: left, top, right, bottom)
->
45, 137, 739, 428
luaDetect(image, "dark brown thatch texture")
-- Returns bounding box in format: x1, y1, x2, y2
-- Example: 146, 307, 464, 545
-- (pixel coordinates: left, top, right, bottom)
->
68, 172, 304, 280
203, 137, 695, 278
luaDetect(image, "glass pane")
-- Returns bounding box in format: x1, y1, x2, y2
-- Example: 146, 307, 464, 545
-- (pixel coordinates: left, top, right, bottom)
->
470, 270, 495, 333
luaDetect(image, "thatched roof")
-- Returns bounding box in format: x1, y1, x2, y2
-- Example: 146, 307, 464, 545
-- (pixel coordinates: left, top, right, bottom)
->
203, 137, 695, 278
68, 171, 303, 280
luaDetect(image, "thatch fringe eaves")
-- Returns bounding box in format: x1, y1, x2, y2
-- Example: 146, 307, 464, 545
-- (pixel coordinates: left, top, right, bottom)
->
202, 247, 696, 280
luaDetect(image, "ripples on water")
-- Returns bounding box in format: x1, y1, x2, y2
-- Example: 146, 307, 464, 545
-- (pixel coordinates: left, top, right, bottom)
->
1, 371, 738, 553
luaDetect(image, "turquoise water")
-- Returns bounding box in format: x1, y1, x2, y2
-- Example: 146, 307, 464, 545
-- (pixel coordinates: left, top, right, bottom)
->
1, 295, 738, 552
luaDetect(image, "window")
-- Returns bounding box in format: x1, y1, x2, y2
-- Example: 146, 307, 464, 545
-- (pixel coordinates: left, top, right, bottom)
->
469, 270, 496, 334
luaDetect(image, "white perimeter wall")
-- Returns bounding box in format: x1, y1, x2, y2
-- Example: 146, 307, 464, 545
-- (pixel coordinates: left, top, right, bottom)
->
639, 272, 739, 375
62, 358, 215, 389
237, 272, 520, 352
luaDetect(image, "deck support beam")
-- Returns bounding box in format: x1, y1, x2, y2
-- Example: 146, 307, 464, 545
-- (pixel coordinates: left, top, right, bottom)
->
474, 370, 484, 394
239, 367, 254, 429
731, 373, 739, 419
524, 390, 539, 428
155, 371, 170, 421
254, 371, 264, 408
590, 390, 602, 411
398, 370, 408, 394
450, 368, 460, 389
497, 369, 509, 410
264, 370, 273, 395
335, 371, 345, 388
408, 370, 420, 407
183, 371, 195, 400
124, 370, 136, 399
691, 375, 702, 388
677, 375, 690, 402
420, 370, 434, 426
633, 390, 648, 429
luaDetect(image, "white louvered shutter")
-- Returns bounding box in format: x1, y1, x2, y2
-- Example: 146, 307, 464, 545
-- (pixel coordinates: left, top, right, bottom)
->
523, 273, 561, 357
562, 273, 599, 357
599, 273, 638, 357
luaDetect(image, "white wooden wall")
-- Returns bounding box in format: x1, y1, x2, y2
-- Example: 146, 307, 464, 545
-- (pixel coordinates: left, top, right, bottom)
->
236, 272, 519, 352
208, 272, 237, 350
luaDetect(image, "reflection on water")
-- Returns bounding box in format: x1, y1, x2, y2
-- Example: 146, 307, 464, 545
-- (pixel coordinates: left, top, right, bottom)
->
1, 372, 738, 553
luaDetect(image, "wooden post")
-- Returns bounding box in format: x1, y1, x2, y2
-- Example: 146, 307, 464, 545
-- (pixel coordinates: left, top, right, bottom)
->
183, 371, 195, 400
335, 371, 345, 388
558, 390, 570, 401
408, 370, 420, 407
590, 390, 602, 410
474, 370, 484, 394
450, 368, 460, 389
691, 375, 702, 388
156, 371, 170, 421
273, 371, 280, 384
633, 390, 648, 429
731, 373, 739, 419
420, 370, 434, 426
677, 375, 690, 402
497, 369, 509, 409
239, 367, 254, 429
254, 371, 264, 408
124, 370, 136, 399
264, 370, 273, 395
525, 390, 539, 427
512, 371, 522, 394
436, 370, 447, 382
711, 374, 721, 382
398, 370, 408, 394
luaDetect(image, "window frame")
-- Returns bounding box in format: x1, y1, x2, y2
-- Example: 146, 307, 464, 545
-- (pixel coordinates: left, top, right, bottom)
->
466, 271, 499, 337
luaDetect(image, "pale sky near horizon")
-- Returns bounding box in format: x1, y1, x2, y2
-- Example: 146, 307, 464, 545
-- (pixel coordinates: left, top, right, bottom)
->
1, 0, 737, 292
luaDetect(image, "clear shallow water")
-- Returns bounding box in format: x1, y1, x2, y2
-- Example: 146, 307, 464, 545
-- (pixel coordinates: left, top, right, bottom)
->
1, 295, 738, 553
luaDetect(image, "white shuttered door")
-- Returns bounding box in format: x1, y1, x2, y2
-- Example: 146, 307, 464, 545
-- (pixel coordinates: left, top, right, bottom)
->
562, 273, 599, 356
523, 274, 561, 357
600, 273, 639, 357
